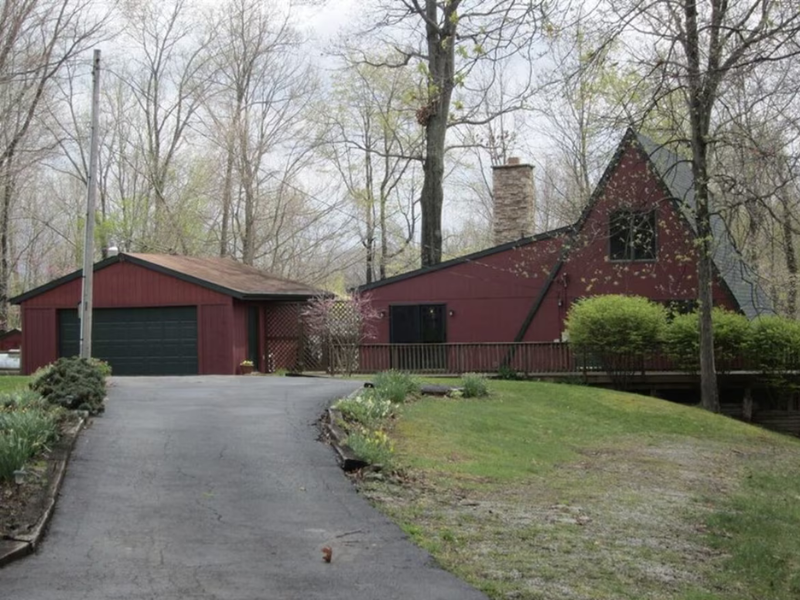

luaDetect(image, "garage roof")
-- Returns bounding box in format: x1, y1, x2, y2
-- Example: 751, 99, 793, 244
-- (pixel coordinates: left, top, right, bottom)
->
10, 252, 326, 304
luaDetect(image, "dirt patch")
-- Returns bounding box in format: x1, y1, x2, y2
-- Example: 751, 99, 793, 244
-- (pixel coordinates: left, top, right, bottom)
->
357, 437, 777, 600
1, 420, 80, 541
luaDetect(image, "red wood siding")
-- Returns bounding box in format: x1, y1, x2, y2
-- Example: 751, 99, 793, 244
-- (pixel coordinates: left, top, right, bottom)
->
197, 304, 233, 375
364, 142, 739, 345
365, 237, 563, 343
21, 308, 56, 374
24, 261, 230, 308
0, 330, 21, 351
525, 144, 736, 341
232, 301, 248, 373
19, 261, 238, 375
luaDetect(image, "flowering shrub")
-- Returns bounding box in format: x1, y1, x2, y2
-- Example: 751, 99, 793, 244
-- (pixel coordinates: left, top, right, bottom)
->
333, 391, 394, 427
372, 370, 420, 403
345, 427, 394, 468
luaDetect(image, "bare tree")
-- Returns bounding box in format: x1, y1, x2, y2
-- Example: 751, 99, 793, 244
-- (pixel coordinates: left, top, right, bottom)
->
322, 58, 423, 284
117, 0, 213, 254
602, 0, 800, 411
203, 0, 319, 266
0, 0, 108, 328
351, 0, 550, 267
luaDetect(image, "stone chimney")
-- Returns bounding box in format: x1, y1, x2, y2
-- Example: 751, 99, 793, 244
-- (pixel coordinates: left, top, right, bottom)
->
492, 157, 535, 246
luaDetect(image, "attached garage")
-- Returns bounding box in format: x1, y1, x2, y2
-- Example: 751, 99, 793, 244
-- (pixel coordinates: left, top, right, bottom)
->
11, 253, 323, 376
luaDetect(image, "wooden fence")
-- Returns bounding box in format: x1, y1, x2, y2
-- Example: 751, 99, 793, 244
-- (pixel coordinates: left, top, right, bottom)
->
326, 341, 799, 376
327, 342, 671, 375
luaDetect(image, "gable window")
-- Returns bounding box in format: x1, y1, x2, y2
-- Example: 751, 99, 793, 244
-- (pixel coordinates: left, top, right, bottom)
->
609, 210, 657, 261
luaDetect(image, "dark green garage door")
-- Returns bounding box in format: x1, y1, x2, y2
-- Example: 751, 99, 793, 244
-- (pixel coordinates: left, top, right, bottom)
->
58, 307, 198, 375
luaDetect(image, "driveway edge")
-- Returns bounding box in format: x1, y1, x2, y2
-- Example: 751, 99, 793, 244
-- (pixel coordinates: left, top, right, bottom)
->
0, 416, 86, 568
322, 387, 369, 472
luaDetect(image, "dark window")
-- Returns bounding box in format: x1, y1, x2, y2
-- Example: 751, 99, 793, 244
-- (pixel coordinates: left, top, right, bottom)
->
389, 304, 446, 344
389, 304, 447, 371
609, 210, 657, 261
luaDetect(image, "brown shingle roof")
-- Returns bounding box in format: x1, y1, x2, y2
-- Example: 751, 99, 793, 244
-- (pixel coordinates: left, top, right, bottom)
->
10, 252, 325, 304
124, 253, 324, 298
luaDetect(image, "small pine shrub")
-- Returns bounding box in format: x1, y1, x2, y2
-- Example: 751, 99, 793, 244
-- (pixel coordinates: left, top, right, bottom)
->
30, 356, 107, 413
89, 358, 112, 377
372, 370, 420, 403
461, 373, 489, 398
345, 428, 394, 468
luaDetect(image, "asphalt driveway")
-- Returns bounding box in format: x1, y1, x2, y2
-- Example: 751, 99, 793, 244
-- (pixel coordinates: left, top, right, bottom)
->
0, 377, 487, 600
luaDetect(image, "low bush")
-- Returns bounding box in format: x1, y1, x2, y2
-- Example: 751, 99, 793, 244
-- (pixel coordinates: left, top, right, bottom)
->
664, 308, 750, 371
89, 358, 112, 377
497, 364, 520, 380
746, 316, 800, 372
461, 373, 489, 398
0, 389, 49, 411
334, 391, 394, 427
372, 370, 420, 403
345, 428, 394, 468
30, 356, 107, 413
566, 295, 667, 355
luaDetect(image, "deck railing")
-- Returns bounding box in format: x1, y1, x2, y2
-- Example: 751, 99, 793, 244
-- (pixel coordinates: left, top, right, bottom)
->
326, 342, 800, 376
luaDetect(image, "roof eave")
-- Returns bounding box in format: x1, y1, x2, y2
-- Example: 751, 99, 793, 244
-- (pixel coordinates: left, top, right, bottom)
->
10, 254, 123, 305
356, 225, 572, 293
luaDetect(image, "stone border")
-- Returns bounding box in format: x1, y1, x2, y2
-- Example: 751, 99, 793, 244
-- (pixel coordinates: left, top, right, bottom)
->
0, 416, 86, 568
322, 382, 461, 473
324, 406, 369, 472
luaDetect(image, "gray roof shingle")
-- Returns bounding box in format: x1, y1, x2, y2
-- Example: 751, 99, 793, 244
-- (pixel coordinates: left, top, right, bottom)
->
635, 133, 774, 318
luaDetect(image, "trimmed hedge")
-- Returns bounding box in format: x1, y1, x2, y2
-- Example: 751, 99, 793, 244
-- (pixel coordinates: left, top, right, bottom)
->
664, 308, 750, 371
30, 356, 107, 413
566, 295, 667, 355
745, 316, 800, 373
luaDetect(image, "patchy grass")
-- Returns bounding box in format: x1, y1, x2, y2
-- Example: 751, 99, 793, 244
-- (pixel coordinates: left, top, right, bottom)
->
0, 376, 31, 393
359, 380, 800, 600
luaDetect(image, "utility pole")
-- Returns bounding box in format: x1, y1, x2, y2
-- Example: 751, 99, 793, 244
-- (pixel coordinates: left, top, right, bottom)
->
80, 49, 101, 359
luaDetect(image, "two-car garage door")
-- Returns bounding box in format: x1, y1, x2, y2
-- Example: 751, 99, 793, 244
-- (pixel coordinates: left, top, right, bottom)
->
58, 307, 198, 375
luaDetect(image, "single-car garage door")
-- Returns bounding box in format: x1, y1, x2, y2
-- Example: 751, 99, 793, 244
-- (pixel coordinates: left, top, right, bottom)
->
58, 307, 198, 375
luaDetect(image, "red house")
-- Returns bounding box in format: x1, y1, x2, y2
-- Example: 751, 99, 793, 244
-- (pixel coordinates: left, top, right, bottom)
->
359, 130, 772, 350
11, 253, 323, 376
0, 328, 22, 352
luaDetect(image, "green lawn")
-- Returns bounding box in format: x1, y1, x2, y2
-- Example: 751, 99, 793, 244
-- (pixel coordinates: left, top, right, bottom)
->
0, 375, 31, 393
359, 379, 800, 600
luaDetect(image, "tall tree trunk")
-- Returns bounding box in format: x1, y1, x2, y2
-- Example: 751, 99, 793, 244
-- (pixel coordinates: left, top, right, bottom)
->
419, 0, 457, 267
691, 136, 720, 413
420, 119, 445, 266
379, 186, 388, 280
684, 0, 718, 412
220, 139, 234, 257
0, 154, 13, 332
364, 146, 375, 283
783, 196, 798, 317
